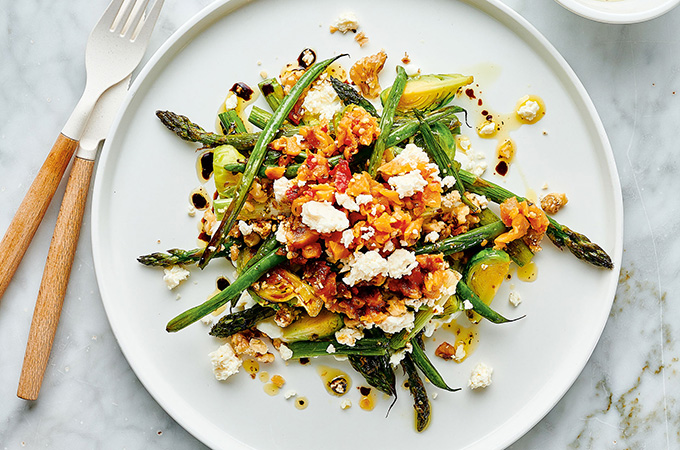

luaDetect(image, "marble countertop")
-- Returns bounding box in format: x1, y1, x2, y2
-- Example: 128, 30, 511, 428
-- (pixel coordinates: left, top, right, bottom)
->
1, 0, 678, 448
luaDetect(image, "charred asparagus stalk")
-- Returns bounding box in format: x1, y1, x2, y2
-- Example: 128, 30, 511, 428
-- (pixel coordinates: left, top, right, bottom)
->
209, 304, 276, 338
401, 353, 431, 432
459, 171, 613, 269
137, 240, 235, 267
348, 353, 397, 397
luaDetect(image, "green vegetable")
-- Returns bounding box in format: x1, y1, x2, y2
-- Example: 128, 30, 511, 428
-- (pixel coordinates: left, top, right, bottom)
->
386, 105, 465, 148
200, 54, 348, 268
367, 66, 408, 177
213, 145, 246, 197
329, 76, 379, 117
280, 310, 344, 342
137, 241, 235, 267
166, 248, 285, 332
209, 304, 276, 338
248, 105, 272, 130
459, 170, 613, 269
389, 306, 435, 350
411, 334, 459, 392
219, 110, 247, 134
258, 78, 285, 112
348, 353, 397, 397
381, 73, 474, 112
464, 249, 511, 323
456, 280, 522, 324
401, 353, 431, 432
414, 221, 506, 256
416, 110, 477, 212
477, 208, 534, 267
287, 337, 389, 358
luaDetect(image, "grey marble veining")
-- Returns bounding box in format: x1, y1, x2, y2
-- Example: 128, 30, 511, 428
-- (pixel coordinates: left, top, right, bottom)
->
0, 0, 678, 448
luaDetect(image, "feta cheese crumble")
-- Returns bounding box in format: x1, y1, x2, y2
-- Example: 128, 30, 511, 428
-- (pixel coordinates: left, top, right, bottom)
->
335, 327, 364, 346
302, 81, 343, 123
518, 100, 540, 121
343, 250, 389, 286
441, 176, 456, 189
479, 121, 497, 136
378, 311, 415, 334
273, 177, 294, 203
331, 12, 359, 33
326, 344, 337, 354
468, 362, 493, 389
163, 265, 190, 290
238, 220, 253, 236
509, 291, 522, 307
424, 231, 440, 243
335, 192, 360, 212
278, 343, 293, 361
209, 342, 242, 381
389, 342, 413, 366
340, 399, 352, 410
388, 170, 428, 198
340, 229, 355, 247
284, 390, 297, 399
301, 201, 350, 234
390, 143, 430, 172
355, 194, 373, 205
386, 249, 418, 279
463, 299, 474, 310
224, 94, 238, 110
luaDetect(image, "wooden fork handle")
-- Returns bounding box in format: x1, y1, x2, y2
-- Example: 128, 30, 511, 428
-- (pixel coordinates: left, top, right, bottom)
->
0, 133, 79, 302
17, 157, 95, 401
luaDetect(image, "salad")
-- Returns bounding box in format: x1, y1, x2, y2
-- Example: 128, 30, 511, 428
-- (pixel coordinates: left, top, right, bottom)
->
138, 48, 613, 432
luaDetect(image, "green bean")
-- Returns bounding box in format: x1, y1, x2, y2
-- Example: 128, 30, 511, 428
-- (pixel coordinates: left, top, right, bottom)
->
456, 280, 523, 324
167, 249, 286, 332
199, 54, 347, 268
287, 338, 389, 358
410, 334, 459, 392
368, 66, 408, 177
414, 221, 506, 256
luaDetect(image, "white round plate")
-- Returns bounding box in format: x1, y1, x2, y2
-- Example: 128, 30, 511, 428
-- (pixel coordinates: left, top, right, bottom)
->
555, 0, 680, 24
91, 0, 623, 449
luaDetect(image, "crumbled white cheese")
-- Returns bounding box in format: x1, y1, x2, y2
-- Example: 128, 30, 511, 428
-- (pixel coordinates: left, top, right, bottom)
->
340, 399, 352, 410
383, 240, 395, 253
424, 231, 440, 243
390, 143, 430, 172
388, 170, 428, 198
378, 311, 415, 334
275, 222, 288, 244
302, 80, 343, 123
335, 192, 360, 212
343, 250, 389, 286
542, 183, 549, 190
386, 249, 418, 279
403, 63, 421, 77
256, 318, 284, 339
209, 342, 242, 381
389, 342, 413, 366
340, 229, 355, 248
463, 300, 474, 310
284, 390, 297, 399
234, 291, 257, 311
163, 265, 190, 290
432, 392, 438, 400
441, 176, 456, 189
467, 193, 489, 210
273, 177, 294, 203
423, 311, 460, 337
301, 201, 350, 234
188, 205, 197, 217
224, 94, 238, 110
458, 136, 472, 152
332, 12, 359, 33
326, 344, 336, 354
199, 314, 214, 326
278, 343, 293, 361
360, 226, 375, 240
479, 121, 496, 136
335, 327, 364, 347
468, 362, 493, 389
238, 220, 253, 236
509, 291, 522, 307
355, 194, 373, 205
297, 179, 307, 187
518, 100, 540, 121
456, 150, 487, 177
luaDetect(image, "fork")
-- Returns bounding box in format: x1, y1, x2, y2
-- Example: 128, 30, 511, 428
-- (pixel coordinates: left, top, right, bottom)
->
0, 0, 163, 303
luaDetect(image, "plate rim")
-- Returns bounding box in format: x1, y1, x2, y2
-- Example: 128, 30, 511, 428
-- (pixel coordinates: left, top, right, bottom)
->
554, 0, 680, 24
91, 0, 624, 449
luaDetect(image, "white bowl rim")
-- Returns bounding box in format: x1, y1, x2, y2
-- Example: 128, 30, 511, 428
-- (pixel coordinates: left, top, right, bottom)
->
555, 0, 680, 24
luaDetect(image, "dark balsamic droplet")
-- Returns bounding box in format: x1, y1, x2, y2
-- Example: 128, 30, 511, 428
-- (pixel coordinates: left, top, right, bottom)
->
495, 160, 508, 176
216, 277, 230, 291
192, 193, 208, 209
359, 386, 372, 396
298, 48, 317, 68
230, 82, 254, 101
200, 151, 214, 181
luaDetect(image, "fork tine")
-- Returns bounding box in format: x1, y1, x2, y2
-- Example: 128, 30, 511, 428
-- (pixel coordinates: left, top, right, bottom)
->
94, 0, 125, 30
112, 0, 138, 34
123, 0, 151, 39
132, 0, 164, 42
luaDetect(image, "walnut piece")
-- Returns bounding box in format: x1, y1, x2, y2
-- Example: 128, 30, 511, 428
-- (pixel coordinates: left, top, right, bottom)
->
541, 192, 568, 215
349, 50, 387, 99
